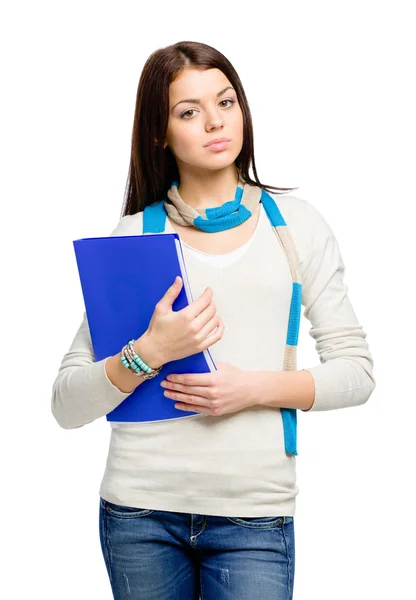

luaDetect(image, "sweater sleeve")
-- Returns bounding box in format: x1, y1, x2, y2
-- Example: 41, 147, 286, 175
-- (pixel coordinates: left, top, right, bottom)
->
297, 204, 376, 412
51, 216, 136, 429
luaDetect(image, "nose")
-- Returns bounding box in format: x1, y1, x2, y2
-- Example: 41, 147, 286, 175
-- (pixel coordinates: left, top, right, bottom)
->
205, 105, 225, 131
206, 117, 224, 131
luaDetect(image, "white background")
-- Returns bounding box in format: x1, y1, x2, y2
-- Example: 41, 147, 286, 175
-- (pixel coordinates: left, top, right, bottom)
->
1, 1, 414, 598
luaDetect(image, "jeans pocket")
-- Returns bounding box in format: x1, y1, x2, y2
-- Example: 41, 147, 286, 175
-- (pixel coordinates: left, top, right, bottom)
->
102, 498, 155, 518
225, 515, 293, 529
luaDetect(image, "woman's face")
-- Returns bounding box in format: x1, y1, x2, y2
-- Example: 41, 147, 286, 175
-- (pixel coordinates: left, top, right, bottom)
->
164, 67, 244, 174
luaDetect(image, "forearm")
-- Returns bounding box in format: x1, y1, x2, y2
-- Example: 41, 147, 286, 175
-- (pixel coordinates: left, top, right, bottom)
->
105, 333, 164, 393
250, 369, 315, 412
51, 314, 165, 429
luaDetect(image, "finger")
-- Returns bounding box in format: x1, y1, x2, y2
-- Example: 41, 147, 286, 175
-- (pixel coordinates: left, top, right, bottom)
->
163, 389, 210, 407
166, 373, 214, 386
164, 383, 211, 397
174, 402, 212, 415
192, 301, 217, 332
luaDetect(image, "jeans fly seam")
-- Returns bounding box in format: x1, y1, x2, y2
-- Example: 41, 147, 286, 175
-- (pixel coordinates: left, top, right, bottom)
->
191, 516, 208, 542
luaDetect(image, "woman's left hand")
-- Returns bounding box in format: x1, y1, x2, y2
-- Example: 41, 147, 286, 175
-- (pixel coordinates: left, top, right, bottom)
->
160, 362, 257, 416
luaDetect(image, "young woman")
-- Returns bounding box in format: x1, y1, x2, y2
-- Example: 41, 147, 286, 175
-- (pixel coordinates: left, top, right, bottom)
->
51, 41, 376, 600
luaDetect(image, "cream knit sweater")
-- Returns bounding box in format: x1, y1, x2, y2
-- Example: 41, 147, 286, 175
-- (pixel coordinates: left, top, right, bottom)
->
51, 194, 375, 517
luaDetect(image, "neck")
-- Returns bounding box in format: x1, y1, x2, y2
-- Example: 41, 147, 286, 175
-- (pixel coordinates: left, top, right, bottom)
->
176, 166, 240, 210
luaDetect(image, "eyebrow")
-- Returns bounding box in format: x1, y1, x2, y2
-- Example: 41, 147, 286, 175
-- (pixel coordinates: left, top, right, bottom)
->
172, 86, 235, 111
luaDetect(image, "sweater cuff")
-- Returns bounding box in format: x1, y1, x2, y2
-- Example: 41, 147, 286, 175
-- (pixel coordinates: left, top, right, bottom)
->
302, 364, 336, 411
97, 357, 133, 405
301, 359, 370, 412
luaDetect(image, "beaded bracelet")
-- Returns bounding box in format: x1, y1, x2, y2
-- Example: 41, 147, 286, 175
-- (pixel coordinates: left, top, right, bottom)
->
120, 346, 143, 376
120, 342, 146, 376
120, 339, 163, 380
121, 343, 157, 379
124, 342, 145, 373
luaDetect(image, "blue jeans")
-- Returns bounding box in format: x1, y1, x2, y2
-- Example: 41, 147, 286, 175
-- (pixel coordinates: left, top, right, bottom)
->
99, 497, 295, 599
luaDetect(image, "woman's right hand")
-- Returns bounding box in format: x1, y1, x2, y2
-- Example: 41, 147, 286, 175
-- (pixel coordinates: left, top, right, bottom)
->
144, 276, 224, 365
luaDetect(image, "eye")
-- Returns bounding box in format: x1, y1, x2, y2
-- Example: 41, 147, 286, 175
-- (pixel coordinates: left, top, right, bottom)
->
180, 109, 197, 119
180, 99, 236, 119
219, 99, 235, 108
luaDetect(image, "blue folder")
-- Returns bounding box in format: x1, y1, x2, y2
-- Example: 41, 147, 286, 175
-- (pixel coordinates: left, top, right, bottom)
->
73, 232, 217, 423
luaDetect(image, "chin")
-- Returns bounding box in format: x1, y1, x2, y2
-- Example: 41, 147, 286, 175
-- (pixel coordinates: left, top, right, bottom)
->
205, 160, 237, 171
203, 152, 240, 166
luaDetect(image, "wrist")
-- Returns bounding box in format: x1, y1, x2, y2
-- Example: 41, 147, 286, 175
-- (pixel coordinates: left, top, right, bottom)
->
133, 332, 165, 370
245, 371, 264, 406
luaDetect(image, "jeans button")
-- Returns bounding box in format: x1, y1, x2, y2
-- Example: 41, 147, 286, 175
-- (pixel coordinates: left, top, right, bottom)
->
278, 517, 284, 525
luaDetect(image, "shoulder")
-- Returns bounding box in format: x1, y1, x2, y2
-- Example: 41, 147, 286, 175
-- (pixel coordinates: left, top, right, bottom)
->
267, 192, 335, 240
265, 191, 337, 264
108, 211, 144, 236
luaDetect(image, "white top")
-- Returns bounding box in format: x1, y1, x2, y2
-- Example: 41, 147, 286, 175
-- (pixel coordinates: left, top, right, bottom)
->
51, 194, 375, 517
175, 202, 264, 267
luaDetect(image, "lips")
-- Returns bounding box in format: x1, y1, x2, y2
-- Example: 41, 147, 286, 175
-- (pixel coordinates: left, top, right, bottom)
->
204, 137, 231, 147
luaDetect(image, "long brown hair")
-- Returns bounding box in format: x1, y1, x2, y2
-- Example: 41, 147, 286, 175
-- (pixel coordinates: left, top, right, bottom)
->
120, 41, 298, 218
